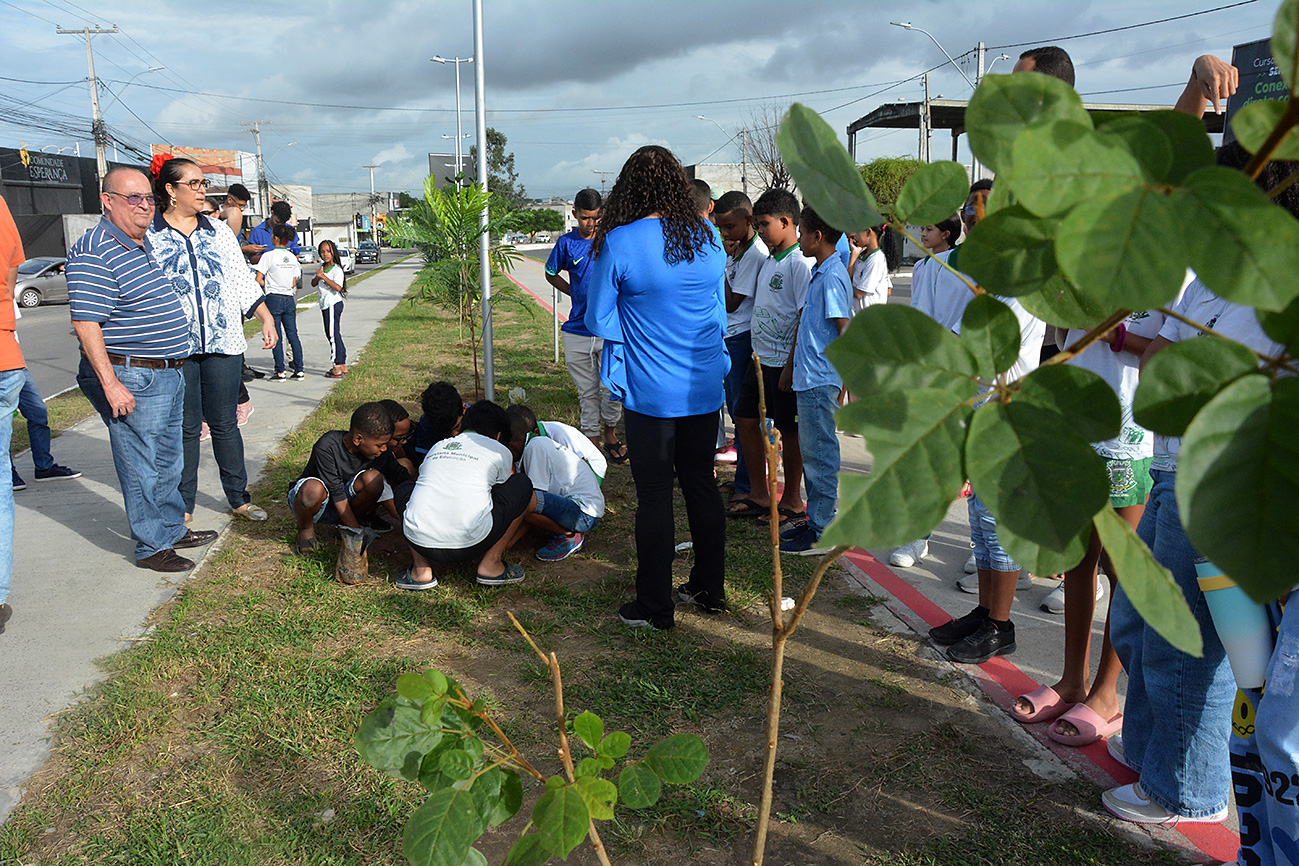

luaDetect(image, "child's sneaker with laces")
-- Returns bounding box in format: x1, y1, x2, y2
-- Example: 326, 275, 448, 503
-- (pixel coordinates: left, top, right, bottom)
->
536, 532, 583, 562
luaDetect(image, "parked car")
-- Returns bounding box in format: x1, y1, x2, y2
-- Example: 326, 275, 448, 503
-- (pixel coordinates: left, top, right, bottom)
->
297, 248, 316, 265
355, 241, 379, 265
15, 257, 68, 308
535, 232, 551, 244
337, 246, 356, 275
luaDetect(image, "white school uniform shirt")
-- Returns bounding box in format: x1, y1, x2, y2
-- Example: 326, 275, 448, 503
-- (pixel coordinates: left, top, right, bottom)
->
750, 244, 814, 367
403, 431, 513, 549
725, 234, 768, 337
522, 436, 605, 519
317, 262, 345, 309
910, 249, 971, 334
537, 419, 607, 482
850, 248, 891, 315
254, 247, 301, 296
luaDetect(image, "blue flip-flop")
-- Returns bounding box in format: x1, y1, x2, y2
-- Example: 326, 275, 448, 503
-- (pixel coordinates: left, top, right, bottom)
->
393, 569, 438, 591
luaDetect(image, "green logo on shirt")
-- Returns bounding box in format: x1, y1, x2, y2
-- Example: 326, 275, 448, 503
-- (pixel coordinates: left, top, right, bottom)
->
770, 274, 784, 292
444, 442, 462, 451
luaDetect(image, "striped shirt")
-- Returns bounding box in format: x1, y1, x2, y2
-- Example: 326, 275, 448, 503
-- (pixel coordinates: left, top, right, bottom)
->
68, 217, 190, 359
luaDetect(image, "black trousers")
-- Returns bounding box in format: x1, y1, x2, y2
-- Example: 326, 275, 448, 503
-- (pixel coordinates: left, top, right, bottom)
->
623, 408, 726, 626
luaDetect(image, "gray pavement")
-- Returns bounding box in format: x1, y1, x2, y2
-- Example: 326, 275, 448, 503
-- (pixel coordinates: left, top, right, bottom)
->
0, 256, 422, 823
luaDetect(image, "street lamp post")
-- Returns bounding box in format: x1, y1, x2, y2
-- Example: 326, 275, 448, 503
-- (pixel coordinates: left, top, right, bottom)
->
363, 164, 380, 243
431, 55, 474, 184
891, 22, 987, 179
694, 115, 748, 196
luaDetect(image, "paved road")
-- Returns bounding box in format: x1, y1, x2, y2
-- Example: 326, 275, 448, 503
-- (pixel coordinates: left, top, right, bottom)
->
16, 254, 402, 399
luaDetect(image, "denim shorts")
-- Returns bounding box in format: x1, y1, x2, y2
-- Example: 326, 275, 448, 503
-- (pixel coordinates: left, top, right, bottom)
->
287, 472, 393, 523
535, 489, 600, 533
967, 491, 1020, 574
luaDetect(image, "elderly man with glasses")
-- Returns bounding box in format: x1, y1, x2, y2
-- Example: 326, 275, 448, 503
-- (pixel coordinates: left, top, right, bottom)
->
67, 166, 217, 572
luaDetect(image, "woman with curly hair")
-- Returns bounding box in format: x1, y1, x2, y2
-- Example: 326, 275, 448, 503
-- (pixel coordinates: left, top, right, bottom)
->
146, 156, 277, 523
584, 144, 728, 630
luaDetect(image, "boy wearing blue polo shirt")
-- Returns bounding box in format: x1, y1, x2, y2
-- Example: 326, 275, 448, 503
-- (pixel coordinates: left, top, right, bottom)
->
778, 206, 851, 555
545, 189, 626, 462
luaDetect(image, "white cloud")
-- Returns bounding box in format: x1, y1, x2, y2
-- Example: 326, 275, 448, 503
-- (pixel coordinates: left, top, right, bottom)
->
372, 144, 413, 164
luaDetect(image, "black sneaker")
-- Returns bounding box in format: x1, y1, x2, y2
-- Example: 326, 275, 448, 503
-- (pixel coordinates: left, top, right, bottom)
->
779, 517, 810, 541
619, 601, 673, 630
292, 370, 306, 380
946, 620, 1016, 664
928, 607, 989, 646
676, 583, 725, 613
270, 371, 290, 381
779, 524, 833, 557
12, 472, 26, 491
0, 602, 11, 634
35, 464, 81, 482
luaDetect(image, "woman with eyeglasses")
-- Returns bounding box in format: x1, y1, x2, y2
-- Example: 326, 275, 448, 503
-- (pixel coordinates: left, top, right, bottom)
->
146, 157, 277, 524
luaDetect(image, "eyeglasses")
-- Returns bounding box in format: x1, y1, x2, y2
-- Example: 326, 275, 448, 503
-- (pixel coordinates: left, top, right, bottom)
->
106, 191, 157, 207
174, 178, 211, 190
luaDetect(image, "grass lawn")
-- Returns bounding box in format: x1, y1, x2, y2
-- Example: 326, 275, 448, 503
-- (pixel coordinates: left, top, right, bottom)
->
0, 266, 1186, 866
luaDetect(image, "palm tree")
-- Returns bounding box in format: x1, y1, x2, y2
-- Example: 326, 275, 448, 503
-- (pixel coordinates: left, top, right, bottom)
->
387, 177, 524, 395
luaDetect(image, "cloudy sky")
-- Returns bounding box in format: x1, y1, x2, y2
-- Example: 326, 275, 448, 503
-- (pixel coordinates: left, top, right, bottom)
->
0, 0, 1278, 200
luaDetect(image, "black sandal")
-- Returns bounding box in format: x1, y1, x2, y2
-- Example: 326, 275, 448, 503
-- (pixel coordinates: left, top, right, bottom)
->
603, 441, 629, 464
296, 535, 318, 555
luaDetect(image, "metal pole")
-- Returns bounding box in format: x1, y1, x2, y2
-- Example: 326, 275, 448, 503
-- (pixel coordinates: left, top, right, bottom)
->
59, 26, 116, 183
972, 41, 986, 181
454, 60, 463, 183
245, 121, 270, 215
553, 284, 559, 363
473, 0, 493, 400
364, 164, 379, 241
741, 129, 749, 196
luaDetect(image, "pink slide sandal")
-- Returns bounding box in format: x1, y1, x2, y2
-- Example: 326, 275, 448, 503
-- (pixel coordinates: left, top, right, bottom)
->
1011, 685, 1070, 724
1048, 704, 1123, 746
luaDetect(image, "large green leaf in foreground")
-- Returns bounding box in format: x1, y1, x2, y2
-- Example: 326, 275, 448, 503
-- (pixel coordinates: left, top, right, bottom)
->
777, 102, 882, 232
827, 303, 979, 396
403, 787, 486, 866
1133, 338, 1260, 436
894, 160, 971, 226
965, 72, 1092, 173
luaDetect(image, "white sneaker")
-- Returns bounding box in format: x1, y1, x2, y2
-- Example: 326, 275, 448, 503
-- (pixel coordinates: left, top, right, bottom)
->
958, 571, 1034, 594
889, 538, 929, 568
1040, 579, 1105, 614
964, 554, 977, 574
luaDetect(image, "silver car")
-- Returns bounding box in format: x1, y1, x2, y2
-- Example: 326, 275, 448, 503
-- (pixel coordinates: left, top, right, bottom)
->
337, 247, 356, 275
15, 257, 68, 308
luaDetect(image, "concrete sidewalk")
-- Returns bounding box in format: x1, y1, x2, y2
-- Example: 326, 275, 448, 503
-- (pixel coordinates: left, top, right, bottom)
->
0, 256, 423, 824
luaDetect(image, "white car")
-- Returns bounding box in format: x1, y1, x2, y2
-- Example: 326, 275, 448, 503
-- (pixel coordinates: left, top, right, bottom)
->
337, 247, 356, 275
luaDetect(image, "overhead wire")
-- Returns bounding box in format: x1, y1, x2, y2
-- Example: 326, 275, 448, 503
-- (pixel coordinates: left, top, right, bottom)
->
989, 0, 1261, 50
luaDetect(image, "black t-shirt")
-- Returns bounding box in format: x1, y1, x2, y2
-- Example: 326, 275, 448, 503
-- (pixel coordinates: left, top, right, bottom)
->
299, 430, 409, 502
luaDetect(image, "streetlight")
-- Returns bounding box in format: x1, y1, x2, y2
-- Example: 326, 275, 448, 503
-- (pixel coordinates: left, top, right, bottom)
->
268, 141, 296, 164
431, 54, 473, 185
985, 53, 1012, 75
694, 115, 748, 196
890, 23, 975, 89
363, 163, 380, 244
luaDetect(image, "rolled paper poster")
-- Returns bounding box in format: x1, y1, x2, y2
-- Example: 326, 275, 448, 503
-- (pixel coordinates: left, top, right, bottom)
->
1196, 560, 1275, 690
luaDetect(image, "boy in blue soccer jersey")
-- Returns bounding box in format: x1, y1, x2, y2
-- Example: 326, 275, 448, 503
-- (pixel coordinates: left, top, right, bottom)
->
545, 189, 626, 463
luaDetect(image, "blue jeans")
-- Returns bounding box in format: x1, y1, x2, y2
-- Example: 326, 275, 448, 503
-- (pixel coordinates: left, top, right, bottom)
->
724, 331, 752, 496
967, 492, 1020, 573
266, 294, 302, 374
1231, 600, 1299, 866
77, 357, 187, 560
1109, 469, 1233, 818
182, 353, 250, 512
0, 368, 25, 604
17, 369, 52, 471
795, 384, 840, 535
534, 490, 600, 534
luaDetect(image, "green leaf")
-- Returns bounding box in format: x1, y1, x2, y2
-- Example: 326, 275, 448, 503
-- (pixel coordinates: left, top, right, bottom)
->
576, 757, 603, 778
1054, 187, 1187, 312
643, 734, 709, 784
356, 699, 444, 780
894, 161, 970, 225
1095, 115, 1173, 181
403, 787, 486, 866
965, 72, 1092, 173
827, 303, 979, 397
960, 295, 1022, 377
488, 770, 524, 828
1017, 364, 1122, 444
824, 390, 970, 549
397, 672, 435, 702
1132, 338, 1259, 435
503, 834, 549, 866
439, 749, 476, 782
1138, 110, 1216, 185
1093, 503, 1203, 657
1273, 0, 1299, 92
965, 402, 1109, 551
420, 696, 447, 728
458, 849, 487, 866
777, 103, 884, 232
1181, 166, 1299, 312
996, 521, 1089, 577
573, 777, 618, 821
424, 669, 449, 696
1231, 99, 1299, 159
1258, 294, 1299, 350
573, 711, 603, 752
1178, 376, 1299, 603
544, 775, 565, 791
1007, 120, 1145, 217
533, 785, 590, 858
597, 731, 631, 760
617, 763, 662, 809
958, 205, 1108, 329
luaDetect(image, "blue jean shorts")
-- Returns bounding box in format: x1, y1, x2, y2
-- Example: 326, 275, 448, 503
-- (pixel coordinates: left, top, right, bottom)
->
967, 491, 1020, 574
287, 472, 393, 523
535, 490, 600, 534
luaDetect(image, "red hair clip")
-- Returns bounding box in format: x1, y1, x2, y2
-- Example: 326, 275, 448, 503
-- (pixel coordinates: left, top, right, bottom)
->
149, 152, 173, 178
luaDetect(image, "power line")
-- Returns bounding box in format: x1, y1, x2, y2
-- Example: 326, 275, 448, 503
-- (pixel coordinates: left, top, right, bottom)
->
0, 73, 83, 85
990, 0, 1261, 51
0, 0, 59, 26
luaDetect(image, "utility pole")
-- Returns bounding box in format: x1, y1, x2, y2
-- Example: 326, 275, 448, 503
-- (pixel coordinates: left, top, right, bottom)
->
364, 164, 379, 242
591, 169, 614, 196
244, 121, 270, 215
972, 41, 987, 181
58, 26, 117, 183
740, 128, 749, 197
920, 73, 932, 163
472, 0, 494, 400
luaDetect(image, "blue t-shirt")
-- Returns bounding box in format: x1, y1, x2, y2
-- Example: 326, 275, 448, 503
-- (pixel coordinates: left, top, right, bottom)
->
584, 218, 727, 418
793, 254, 852, 391
248, 220, 301, 256
835, 232, 851, 270
545, 230, 595, 337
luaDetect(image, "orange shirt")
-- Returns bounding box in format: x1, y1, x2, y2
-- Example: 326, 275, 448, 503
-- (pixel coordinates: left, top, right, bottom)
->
0, 195, 27, 371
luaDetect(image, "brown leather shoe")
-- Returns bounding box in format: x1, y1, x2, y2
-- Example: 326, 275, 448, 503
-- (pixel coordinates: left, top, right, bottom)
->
135, 549, 195, 572
174, 529, 218, 549
0, 602, 11, 634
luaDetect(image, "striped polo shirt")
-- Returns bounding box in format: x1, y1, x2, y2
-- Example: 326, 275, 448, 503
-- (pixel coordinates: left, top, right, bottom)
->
68, 217, 190, 359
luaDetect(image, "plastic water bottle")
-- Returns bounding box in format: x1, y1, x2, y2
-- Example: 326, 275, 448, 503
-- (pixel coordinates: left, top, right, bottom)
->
1196, 560, 1275, 690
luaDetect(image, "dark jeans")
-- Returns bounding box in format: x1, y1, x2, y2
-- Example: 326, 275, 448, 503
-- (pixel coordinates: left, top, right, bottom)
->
17, 368, 52, 471
322, 303, 346, 366
182, 353, 250, 512
266, 294, 303, 374
723, 331, 752, 495
624, 409, 726, 627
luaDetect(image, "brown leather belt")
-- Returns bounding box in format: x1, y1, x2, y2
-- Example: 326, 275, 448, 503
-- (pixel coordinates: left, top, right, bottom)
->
104, 352, 185, 370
